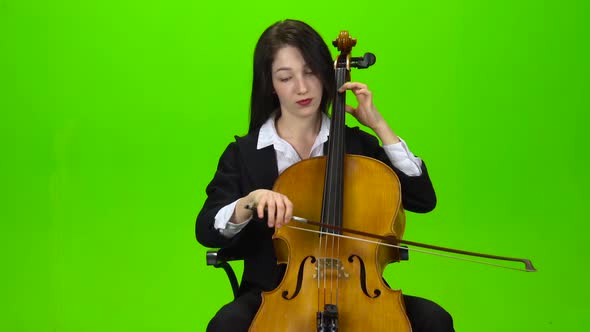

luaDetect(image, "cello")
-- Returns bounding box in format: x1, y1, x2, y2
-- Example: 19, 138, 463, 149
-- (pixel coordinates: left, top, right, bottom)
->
248, 30, 536, 331
249, 31, 412, 331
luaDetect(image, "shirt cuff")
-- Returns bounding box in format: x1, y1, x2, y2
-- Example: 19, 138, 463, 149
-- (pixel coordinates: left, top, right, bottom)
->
214, 200, 252, 238
382, 138, 423, 176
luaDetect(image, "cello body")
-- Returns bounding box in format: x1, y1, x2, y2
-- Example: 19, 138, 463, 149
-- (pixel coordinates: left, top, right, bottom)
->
249, 30, 411, 331
249, 155, 411, 331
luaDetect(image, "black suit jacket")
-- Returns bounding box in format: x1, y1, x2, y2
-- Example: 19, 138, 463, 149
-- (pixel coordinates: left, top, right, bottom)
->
196, 126, 436, 294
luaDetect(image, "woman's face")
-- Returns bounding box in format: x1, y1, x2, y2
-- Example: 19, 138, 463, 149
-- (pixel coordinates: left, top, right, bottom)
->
271, 46, 323, 120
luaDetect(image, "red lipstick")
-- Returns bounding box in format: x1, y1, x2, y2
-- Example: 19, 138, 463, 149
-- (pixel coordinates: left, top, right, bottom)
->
297, 98, 312, 106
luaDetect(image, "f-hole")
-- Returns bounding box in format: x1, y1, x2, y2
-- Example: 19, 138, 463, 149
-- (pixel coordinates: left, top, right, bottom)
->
282, 256, 316, 300
349, 255, 381, 298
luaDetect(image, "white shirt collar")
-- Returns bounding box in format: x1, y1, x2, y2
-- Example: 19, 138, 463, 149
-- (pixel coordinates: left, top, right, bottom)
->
257, 113, 331, 155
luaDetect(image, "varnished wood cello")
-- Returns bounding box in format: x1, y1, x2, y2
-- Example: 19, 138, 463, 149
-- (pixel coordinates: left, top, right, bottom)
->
249, 30, 535, 331
250, 31, 412, 331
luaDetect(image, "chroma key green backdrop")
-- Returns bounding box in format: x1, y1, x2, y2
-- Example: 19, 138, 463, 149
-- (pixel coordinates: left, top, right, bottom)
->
1, 0, 588, 331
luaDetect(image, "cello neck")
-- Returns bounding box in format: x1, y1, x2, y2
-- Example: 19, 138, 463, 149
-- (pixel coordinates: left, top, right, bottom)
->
321, 65, 348, 233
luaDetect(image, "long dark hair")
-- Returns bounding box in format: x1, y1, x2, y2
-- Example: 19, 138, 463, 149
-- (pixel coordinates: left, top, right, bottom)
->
249, 19, 335, 133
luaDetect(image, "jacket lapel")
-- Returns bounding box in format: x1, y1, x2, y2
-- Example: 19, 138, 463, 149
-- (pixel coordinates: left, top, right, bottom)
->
235, 132, 278, 190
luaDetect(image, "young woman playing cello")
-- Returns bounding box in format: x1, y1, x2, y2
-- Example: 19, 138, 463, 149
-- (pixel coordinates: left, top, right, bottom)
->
196, 19, 454, 332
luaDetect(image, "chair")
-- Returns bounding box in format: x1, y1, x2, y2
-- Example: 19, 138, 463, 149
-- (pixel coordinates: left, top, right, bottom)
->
206, 248, 243, 299
206, 246, 409, 300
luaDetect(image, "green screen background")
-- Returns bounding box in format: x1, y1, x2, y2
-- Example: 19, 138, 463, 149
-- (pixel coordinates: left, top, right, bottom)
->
1, 0, 588, 331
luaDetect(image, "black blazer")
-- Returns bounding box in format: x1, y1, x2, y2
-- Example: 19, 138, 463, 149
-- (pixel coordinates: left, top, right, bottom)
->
196, 126, 436, 294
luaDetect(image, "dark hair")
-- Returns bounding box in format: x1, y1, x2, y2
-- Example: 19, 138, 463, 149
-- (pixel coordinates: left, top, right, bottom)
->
249, 19, 335, 133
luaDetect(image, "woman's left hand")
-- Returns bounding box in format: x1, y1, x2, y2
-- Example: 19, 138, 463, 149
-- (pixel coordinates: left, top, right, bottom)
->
338, 82, 400, 145
338, 82, 385, 131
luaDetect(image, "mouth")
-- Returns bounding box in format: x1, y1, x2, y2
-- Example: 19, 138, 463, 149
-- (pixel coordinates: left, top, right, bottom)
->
296, 98, 312, 106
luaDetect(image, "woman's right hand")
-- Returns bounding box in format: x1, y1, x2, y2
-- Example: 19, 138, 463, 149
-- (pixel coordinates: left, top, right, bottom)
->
237, 189, 294, 229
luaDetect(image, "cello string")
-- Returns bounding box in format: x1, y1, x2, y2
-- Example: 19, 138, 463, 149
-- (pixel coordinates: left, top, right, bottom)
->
324, 217, 337, 306
318, 218, 326, 312
335, 223, 341, 307
286, 225, 530, 272
331, 218, 340, 307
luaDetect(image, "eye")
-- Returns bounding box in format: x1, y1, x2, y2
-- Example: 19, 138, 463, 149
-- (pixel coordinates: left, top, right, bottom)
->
279, 77, 292, 82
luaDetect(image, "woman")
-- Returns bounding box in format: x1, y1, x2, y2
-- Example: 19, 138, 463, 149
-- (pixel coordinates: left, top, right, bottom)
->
196, 19, 454, 332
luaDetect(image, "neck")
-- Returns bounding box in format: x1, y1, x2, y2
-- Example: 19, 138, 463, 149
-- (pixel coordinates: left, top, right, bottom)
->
275, 112, 322, 140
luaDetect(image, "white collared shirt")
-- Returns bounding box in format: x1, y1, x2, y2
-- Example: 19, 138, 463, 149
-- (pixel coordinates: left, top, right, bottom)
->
215, 113, 423, 237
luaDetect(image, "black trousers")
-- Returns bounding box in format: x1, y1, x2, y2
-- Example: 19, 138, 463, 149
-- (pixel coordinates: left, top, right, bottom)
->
207, 290, 454, 332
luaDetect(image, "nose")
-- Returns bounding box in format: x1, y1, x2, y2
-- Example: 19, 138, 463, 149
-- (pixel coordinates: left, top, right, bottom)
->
296, 77, 308, 95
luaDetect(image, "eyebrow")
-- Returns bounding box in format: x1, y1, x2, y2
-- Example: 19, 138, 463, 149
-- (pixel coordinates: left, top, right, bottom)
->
273, 64, 311, 74
273, 67, 293, 73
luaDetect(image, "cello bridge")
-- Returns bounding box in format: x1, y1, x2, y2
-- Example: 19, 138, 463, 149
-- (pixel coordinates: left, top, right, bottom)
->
313, 258, 349, 279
